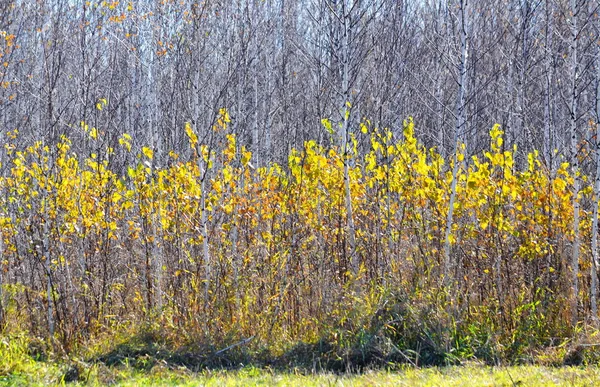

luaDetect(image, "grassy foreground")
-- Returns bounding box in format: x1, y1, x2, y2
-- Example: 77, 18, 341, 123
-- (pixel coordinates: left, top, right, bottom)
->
2, 329, 600, 386
2, 364, 600, 386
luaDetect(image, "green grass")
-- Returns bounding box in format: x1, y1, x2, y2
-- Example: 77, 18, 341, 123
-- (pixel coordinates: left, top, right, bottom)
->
2, 364, 600, 386
2, 332, 600, 386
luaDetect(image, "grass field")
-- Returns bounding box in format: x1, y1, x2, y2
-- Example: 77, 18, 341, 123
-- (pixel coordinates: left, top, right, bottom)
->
2, 364, 600, 386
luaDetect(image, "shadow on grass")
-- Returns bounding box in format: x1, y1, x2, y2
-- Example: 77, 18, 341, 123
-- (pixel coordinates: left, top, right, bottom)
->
90, 332, 432, 374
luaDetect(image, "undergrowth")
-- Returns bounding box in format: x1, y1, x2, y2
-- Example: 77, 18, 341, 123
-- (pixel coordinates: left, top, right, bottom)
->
1, 287, 597, 385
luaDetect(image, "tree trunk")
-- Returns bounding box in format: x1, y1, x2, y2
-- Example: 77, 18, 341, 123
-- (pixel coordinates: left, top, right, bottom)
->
443, 0, 469, 280
591, 17, 600, 320
338, 1, 357, 274
43, 217, 54, 337
200, 153, 211, 307
569, 0, 580, 327
591, 135, 600, 320
0, 229, 4, 327
543, 1, 555, 170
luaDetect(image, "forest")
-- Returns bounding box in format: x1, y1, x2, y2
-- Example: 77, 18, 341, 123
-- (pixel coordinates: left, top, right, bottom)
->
2, 0, 600, 382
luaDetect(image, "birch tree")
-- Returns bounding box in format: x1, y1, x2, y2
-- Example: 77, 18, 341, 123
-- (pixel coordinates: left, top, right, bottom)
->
568, 0, 581, 326
590, 0, 600, 320
443, 0, 469, 280
0, 215, 4, 328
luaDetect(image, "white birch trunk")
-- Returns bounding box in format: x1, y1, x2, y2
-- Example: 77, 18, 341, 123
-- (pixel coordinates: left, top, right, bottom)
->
148, 47, 163, 310
591, 10, 600, 319
254, 71, 260, 167
231, 199, 239, 305
443, 0, 468, 279
190, 64, 211, 306
0, 228, 4, 326
231, 157, 244, 307
591, 136, 600, 319
543, 1, 554, 170
569, 0, 580, 326
43, 217, 54, 336
340, 3, 358, 274
152, 216, 163, 310
200, 152, 211, 305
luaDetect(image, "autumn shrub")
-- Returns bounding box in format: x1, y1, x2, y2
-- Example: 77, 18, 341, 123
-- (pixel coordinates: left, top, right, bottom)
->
0, 118, 593, 365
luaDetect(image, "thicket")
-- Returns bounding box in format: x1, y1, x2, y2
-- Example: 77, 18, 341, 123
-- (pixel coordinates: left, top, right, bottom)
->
0, 116, 598, 369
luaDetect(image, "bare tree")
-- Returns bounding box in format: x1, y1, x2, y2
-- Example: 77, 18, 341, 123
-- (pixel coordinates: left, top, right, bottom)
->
444, 0, 470, 280
590, 0, 600, 321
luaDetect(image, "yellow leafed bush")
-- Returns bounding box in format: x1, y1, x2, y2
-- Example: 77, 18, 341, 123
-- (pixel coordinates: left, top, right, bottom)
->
0, 119, 589, 360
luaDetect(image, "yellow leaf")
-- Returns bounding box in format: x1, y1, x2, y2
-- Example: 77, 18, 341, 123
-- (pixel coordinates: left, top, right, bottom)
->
241, 149, 252, 167
118, 134, 132, 151
185, 122, 198, 147
212, 179, 222, 194
223, 203, 233, 214
490, 124, 503, 141
224, 133, 236, 160
220, 107, 230, 123
142, 146, 153, 160
365, 153, 376, 172
96, 98, 107, 111
321, 118, 333, 135
215, 108, 231, 131
223, 166, 233, 183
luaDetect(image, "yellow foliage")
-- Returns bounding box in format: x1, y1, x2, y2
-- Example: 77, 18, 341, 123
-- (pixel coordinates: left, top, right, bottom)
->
142, 146, 153, 160
0, 121, 591, 342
